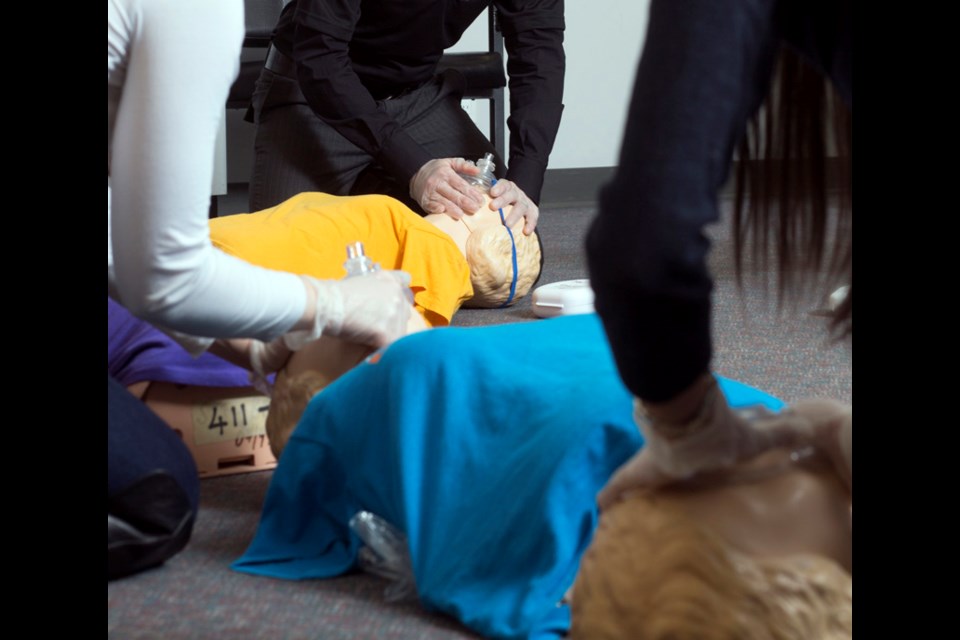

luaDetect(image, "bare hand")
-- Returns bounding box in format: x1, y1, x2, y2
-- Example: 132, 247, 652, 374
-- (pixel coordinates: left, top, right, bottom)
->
488, 178, 539, 234
409, 158, 485, 219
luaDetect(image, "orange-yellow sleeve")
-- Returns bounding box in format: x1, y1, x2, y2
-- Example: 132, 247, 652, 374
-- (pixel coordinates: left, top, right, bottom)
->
209, 192, 473, 327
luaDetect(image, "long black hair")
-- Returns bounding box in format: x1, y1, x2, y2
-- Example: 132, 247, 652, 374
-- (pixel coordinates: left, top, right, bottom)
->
733, 45, 852, 338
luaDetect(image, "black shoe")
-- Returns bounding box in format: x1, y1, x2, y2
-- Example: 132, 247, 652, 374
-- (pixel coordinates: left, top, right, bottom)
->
108, 470, 196, 581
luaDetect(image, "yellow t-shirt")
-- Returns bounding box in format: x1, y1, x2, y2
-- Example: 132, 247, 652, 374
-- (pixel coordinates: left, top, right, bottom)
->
210, 192, 474, 327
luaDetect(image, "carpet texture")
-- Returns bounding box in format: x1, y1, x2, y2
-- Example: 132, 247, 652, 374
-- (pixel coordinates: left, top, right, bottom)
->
107, 197, 851, 638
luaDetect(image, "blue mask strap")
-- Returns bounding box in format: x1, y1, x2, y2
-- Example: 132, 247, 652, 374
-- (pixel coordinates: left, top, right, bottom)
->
490, 178, 518, 307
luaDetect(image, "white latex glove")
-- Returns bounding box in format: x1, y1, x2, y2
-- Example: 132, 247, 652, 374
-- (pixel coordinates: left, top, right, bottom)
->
598, 377, 825, 509
488, 178, 539, 234
246, 337, 293, 396
282, 272, 413, 352
201, 337, 291, 397
409, 158, 485, 219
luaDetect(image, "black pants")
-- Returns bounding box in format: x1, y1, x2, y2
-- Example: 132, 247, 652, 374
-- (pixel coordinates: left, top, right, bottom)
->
248, 65, 501, 214
107, 375, 199, 580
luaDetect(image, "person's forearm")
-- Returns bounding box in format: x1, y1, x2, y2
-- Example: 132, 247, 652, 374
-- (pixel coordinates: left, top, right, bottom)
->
500, 7, 565, 203
291, 21, 431, 183
588, 237, 714, 401
209, 339, 254, 370
214, 275, 328, 367
588, 0, 784, 403
109, 0, 307, 342
504, 156, 549, 206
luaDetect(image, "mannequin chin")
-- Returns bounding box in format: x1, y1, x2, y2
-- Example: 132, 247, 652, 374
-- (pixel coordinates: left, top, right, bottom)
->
570, 414, 853, 640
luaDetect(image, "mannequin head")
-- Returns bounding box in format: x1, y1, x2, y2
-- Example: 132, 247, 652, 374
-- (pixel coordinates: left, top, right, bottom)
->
570, 439, 852, 639
426, 194, 542, 307
265, 313, 428, 458
262, 194, 546, 457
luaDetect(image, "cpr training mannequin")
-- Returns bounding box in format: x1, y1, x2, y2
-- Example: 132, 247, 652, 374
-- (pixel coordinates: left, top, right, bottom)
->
232, 313, 797, 639
208, 190, 542, 325
208, 189, 541, 457
570, 402, 852, 639
109, 191, 542, 462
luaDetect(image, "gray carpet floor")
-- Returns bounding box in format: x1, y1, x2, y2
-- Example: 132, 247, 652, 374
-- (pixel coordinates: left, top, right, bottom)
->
108, 194, 851, 638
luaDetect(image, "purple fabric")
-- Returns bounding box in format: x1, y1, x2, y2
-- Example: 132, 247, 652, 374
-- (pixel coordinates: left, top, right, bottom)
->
108, 296, 258, 388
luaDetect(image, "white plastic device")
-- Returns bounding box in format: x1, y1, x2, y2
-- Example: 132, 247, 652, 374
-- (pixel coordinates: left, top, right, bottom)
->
531, 279, 595, 318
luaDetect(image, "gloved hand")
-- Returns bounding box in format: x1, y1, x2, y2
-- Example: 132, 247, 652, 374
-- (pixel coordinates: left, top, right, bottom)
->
202, 337, 291, 397
409, 158, 485, 219
243, 336, 292, 396
597, 375, 821, 509
248, 337, 292, 375
282, 271, 413, 352
488, 178, 539, 234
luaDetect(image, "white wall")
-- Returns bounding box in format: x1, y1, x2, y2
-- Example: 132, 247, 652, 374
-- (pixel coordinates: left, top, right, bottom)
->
225, 2, 651, 181
448, 3, 649, 170
548, 2, 649, 169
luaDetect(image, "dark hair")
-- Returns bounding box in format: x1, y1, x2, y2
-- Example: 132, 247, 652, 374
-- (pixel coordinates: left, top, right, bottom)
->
733, 45, 852, 338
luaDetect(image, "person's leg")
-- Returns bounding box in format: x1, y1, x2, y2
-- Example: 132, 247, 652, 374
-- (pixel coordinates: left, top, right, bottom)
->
108, 375, 200, 580
351, 72, 502, 214
248, 69, 373, 211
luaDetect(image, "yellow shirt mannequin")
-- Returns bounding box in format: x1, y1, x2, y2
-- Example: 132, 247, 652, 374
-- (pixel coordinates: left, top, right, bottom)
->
210, 191, 541, 322
210, 192, 474, 328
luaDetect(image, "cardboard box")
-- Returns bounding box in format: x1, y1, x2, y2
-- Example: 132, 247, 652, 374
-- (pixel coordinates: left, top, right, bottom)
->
142, 383, 277, 478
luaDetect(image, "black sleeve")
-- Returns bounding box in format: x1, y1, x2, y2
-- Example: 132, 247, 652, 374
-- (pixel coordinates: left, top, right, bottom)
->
289, 0, 432, 184
585, 0, 782, 402
495, 0, 566, 204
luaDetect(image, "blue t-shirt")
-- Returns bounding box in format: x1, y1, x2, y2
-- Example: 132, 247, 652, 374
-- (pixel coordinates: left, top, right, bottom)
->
233, 314, 783, 639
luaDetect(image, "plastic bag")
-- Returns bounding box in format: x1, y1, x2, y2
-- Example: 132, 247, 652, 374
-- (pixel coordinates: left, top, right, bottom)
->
349, 511, 418, 603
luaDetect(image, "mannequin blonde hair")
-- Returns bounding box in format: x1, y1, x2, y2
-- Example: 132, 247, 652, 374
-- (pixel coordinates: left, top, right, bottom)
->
264, 368, 328, 459
570, 493, 852, 639
264, 316, 425, 459
462, 226, 542, 308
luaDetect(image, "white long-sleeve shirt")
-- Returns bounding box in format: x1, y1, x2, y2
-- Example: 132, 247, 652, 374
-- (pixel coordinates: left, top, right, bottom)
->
108, 0, 305, 343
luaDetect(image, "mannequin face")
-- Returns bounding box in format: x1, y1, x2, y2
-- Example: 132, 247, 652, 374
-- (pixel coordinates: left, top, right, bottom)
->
571, 410, 853, 639
424, 193, 519, 256
425, 194, 541, 307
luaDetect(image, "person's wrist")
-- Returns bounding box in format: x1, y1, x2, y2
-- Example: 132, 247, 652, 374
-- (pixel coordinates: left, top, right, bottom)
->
209, 338, 253, 370
291, 275, 319, 332
638, 374, 718, 439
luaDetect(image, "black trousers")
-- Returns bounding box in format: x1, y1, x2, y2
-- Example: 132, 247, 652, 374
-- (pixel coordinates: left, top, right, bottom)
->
108, 375, 199, 580
248, 64, 501, 214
